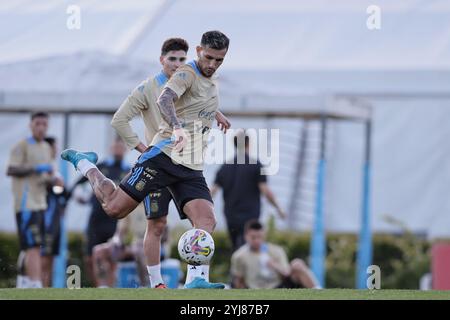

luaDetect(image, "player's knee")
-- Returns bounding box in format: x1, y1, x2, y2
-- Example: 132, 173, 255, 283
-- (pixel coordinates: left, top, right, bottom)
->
148, 217, 167, 237
291, 258, 307, 272
199, 214, 216, 232
93, 245, 105, 260
105, 203, 126, 219
107, 208, 122, 219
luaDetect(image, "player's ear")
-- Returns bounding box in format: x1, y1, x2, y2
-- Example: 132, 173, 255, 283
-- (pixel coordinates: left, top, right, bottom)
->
196, 46, 203, 58
160, 55, 164, 65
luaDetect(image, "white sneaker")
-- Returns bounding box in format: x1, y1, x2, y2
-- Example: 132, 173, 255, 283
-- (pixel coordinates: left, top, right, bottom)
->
27, 280, 43, 288
16, 275, 30, 288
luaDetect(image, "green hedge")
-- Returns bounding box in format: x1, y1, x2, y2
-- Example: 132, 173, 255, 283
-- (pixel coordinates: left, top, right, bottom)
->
168, 222, 432, 289
0, 233, 19, 288
0, 227, 431, 289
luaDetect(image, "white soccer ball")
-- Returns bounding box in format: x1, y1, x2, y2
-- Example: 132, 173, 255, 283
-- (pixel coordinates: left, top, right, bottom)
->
177, 228, 215, 266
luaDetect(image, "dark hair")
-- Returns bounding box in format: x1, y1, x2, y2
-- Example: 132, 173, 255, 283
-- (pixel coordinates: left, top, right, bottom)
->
245, 219, 263, 233
31, 111, 49, 121
201, 30, 229, 50
233, 132, 250, 148
44, 136, 56, 146
161, 38, 189, 56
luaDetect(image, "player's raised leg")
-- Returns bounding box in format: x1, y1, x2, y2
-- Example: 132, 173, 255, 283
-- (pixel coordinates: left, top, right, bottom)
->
61, 149, 138, 219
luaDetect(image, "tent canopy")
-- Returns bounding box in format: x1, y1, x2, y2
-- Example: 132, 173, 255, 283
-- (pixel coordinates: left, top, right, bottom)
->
1, 0, 450, 69
2, 0, 450, 119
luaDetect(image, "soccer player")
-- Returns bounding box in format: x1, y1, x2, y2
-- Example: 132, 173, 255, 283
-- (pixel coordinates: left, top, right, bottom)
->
61, 30, 231, 289
7, 112, 54, 288
111, 37, 230, 288
41, 136, 67, 287
231, 220, 321, 289
111, 38, 187, 289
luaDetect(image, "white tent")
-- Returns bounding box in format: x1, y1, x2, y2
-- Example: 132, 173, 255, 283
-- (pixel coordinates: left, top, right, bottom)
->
1, 0, 450, 240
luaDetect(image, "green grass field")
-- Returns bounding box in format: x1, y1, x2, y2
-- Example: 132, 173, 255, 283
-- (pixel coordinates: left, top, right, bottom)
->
1, 288, 450, 300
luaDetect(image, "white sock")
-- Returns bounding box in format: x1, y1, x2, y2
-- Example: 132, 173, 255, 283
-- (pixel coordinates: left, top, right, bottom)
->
185, 265, 204, 284
147, 264, 164, 288
77, 159, 97, 176
201, 265, 210, 282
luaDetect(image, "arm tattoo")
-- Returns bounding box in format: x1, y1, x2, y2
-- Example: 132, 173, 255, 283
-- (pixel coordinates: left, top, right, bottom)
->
157, 88, 181, 128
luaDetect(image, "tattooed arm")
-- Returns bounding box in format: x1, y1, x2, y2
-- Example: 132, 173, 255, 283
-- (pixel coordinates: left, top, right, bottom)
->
157, 87, 188, 151
157, 87, 181, 129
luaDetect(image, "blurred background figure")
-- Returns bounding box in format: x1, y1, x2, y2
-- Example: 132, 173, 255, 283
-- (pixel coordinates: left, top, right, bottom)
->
40, 136, 68, 288
92, 204, 148, 288
69, 137, 130, 287
7, 112, 54, 288
231, 220, 320, 289
211, 130, 286, 252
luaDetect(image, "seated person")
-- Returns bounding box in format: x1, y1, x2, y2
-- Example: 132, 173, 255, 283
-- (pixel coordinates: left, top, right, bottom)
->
231, 219, 321, 289
92, 203, 149, 288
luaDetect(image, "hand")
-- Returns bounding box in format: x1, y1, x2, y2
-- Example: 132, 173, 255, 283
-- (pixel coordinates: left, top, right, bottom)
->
135, 142, 148, 154
51, 176, 65, 195
215, 111, 231, 133
266, 258, 276, 270
53, 176, 64, 187
35, 163, 53, 174
172, 127, 189, 152
267, 258, 290, 278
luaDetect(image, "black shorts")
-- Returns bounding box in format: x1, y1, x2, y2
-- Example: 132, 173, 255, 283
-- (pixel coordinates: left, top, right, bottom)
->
119, 149, 213, 219
16, 210, 44, 250
41, 206, 61, 256
85, 222, 117, 256
277, 276, 304, 289
142, 188, 174, 220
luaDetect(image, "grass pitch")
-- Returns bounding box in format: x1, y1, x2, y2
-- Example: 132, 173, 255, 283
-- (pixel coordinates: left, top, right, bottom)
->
1, 288, 450, 300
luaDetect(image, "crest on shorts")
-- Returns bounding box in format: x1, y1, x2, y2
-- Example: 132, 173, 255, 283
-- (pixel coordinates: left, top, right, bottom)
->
135, 179, 146, 191
151, 200, 159, 213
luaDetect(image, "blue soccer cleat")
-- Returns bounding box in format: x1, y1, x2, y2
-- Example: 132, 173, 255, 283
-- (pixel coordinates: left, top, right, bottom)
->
61, 149, 98, 170
184, 277, 225, 289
